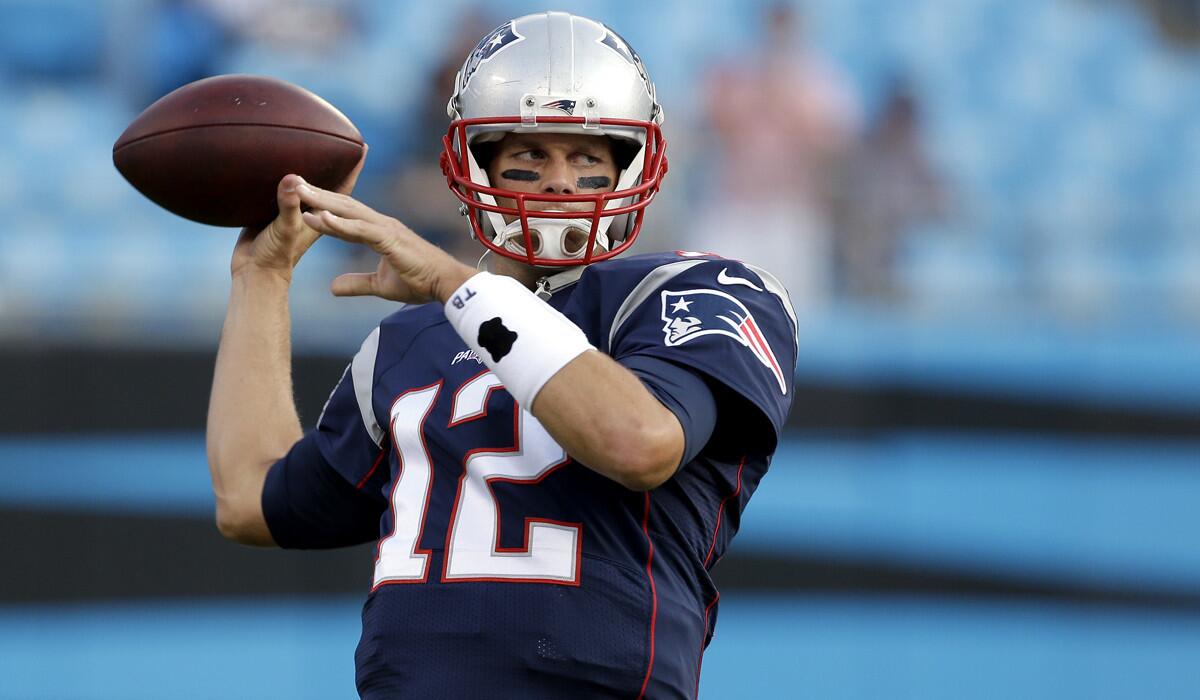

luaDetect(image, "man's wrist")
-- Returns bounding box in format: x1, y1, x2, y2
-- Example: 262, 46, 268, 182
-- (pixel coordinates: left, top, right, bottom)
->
431, 262, 478, 304
442, 271, 594, 409
232, 261, 294, 286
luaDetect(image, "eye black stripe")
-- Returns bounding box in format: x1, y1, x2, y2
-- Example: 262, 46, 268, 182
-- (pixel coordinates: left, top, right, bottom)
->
500, 169, 540, 182
577, 176, 612, 189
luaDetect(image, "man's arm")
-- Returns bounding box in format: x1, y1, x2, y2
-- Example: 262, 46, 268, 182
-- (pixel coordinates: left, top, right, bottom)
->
529, 351, 685, 490
206, 264, 295, 546
207, 154, 366, 545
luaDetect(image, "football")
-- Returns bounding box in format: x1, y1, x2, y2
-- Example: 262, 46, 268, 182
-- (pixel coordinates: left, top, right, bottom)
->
113, 74, 364, 227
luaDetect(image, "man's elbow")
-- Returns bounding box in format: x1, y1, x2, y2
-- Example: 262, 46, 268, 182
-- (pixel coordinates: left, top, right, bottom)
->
608, 423, 683, 492
616, 463, 676, 492
213, 491, 274, 546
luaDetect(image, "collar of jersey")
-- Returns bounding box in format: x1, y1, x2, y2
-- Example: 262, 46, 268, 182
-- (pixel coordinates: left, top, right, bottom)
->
534, 265, 585, 300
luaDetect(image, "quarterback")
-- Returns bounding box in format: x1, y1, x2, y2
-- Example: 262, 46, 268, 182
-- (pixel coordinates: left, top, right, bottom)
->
206, 12, 797, 699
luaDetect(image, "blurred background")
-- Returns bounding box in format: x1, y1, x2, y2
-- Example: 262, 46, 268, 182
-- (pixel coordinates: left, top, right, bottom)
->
1, 0, 1199, 697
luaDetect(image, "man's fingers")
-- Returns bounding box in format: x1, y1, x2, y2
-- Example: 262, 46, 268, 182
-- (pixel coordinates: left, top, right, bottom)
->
276, 175, 307, 231
296, 180, 383, 223
330, 272, 378, 297
302, 209, 381, 247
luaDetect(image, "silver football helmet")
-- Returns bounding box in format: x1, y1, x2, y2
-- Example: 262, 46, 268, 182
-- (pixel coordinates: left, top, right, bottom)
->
440, 12, 668, 267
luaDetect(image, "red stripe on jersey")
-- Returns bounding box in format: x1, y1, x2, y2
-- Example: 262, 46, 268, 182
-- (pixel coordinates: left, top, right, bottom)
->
740, 317, 785, 391
356, 444, 389, 490
637, 492, 658, 700
694, 591, 721, 697
703, 457, 746, 568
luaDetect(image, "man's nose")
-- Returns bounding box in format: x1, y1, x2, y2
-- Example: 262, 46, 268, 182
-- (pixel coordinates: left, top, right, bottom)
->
540, 158, 575, 195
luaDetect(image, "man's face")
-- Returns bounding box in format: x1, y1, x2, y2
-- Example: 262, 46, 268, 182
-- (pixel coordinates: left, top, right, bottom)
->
485, 132, 620, 220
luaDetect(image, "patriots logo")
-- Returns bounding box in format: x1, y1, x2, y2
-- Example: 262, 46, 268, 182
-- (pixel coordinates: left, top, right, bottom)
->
541, 99, 576, 114
462, 21, 523, 87
661, 289, 788, 395
599, 27, 640, 66
598, 26, 654, 90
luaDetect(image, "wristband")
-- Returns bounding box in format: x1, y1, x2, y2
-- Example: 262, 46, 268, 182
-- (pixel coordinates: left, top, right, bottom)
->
444, 272, 594, 409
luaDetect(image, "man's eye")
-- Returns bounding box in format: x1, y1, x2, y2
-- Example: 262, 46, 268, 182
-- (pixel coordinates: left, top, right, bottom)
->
574, 154, 601, 166
514, 150, 545, 161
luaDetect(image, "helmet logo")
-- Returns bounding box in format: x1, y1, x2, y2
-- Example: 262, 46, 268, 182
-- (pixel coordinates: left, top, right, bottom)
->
598, 28, 640, 66
541, 99, 576, 115
597, 26, 655, 101
462, 21, 524, 88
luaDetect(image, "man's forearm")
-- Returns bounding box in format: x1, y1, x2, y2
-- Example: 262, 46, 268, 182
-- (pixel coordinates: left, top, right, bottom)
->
205, 267, 301, 544
531, 351, 684, 491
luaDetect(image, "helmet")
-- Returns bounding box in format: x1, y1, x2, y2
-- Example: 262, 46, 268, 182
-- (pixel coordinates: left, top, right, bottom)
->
440, 12, 668, 268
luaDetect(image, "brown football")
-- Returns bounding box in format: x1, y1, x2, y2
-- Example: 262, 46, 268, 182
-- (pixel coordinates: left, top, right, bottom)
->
113, 74, 364, 227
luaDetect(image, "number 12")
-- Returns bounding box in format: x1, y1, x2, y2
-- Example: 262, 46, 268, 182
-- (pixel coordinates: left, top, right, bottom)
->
372, 371, 582, 588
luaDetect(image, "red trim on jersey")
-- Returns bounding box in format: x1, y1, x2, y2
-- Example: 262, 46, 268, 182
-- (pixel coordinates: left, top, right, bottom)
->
703, 457, 746, 569
441, 400, 583, 586
637, 492, 658, 700
447, 368, 505, 428
739, 316, 785, 392
372, 381, 442, 589
355, 444, 389, 490
694, 591, 721, 697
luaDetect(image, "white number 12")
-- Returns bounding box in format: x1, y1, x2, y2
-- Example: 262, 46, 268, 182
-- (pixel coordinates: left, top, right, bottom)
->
373, 372, 582, 587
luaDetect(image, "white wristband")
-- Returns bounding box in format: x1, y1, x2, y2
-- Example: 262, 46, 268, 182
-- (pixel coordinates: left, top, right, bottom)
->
444, 272, 594, 409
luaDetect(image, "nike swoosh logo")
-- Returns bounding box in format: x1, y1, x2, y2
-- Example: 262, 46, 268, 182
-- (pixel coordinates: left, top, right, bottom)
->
716, 268, 763, 291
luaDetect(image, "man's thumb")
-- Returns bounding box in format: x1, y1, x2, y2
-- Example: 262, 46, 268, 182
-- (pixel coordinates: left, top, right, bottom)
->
331, 272, 377, 297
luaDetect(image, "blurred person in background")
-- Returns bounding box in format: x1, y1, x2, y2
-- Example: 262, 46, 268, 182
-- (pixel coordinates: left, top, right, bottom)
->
835, 78, 952, 302
202, 0, 362, 54
693, 1, 860, 315
1136, 0, 1200, 44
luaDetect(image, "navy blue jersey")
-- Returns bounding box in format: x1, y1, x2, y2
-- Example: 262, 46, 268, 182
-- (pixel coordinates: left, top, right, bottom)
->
269, 251, 797, 699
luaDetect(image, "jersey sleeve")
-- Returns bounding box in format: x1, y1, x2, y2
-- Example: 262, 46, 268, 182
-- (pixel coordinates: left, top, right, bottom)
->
606, 258, 797, 455
262, 431, 387, 549
621, 354, 717, 468
261, 326, 392, 548
311, 327, 389, 487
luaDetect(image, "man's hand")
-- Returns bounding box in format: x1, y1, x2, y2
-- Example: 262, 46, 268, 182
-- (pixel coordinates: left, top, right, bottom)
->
230, 146, 369, 280
296, 182, 476, 305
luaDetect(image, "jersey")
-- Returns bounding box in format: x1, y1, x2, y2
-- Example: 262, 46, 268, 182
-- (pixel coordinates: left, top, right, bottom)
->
274, 251, 797, 699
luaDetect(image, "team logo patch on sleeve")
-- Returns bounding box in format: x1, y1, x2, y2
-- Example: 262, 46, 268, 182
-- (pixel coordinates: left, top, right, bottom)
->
660, 289, 788, 394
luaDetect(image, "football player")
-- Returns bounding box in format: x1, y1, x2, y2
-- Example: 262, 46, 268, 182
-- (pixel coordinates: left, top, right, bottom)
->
206, 12, 797, 699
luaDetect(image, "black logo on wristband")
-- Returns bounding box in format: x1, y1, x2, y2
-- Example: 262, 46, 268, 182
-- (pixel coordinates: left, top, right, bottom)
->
478, 317, 517, 362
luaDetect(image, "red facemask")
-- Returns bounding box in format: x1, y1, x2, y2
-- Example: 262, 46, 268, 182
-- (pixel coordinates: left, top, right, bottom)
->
441, 116, 668, 267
